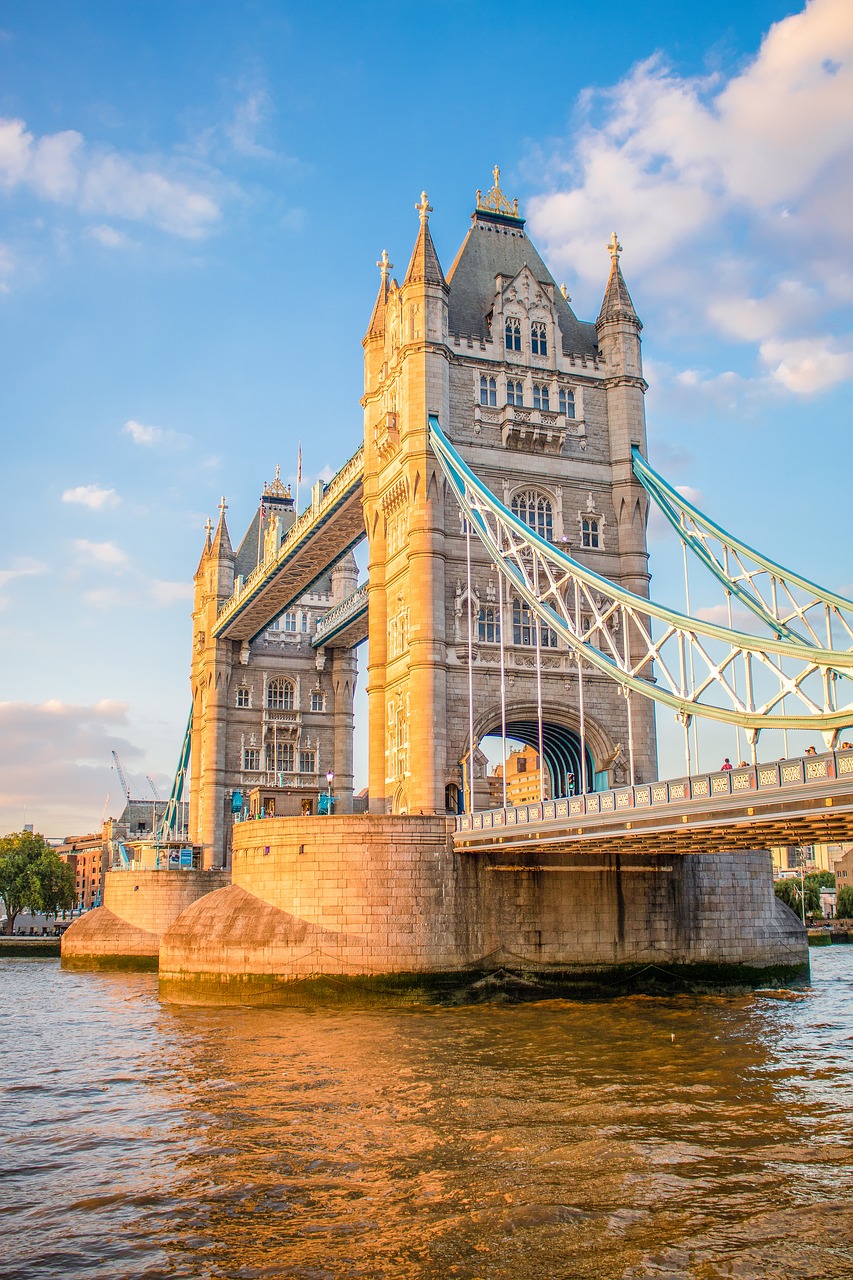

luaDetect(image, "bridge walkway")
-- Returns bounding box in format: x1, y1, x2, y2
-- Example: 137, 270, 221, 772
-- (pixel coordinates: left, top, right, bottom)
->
455, 749, 853, 859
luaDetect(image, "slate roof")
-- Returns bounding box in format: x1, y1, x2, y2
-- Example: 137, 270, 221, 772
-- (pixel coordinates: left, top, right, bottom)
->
597, 257, 641, 328
446, 212, 599, 357
404, 218, 447, 289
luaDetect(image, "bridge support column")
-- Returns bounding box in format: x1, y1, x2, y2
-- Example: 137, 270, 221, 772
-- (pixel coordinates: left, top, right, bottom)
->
330, 648, 356, 814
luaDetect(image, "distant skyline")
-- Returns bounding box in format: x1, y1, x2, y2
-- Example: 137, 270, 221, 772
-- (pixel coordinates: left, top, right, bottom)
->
1, 0, 851, 834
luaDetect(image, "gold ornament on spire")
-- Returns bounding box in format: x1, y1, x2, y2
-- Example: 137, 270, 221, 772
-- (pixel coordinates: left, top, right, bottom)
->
475, 165, 520, 218
607, 232, 623, 264
263, 464, 290, 499
376, 248, 394, 283
415, 191, 433, 223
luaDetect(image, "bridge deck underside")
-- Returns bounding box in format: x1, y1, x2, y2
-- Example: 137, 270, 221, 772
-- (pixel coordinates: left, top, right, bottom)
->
214, 490, 365, 642
454, 779, 853, 858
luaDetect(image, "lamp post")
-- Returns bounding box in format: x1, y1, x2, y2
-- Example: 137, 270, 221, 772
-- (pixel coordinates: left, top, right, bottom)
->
326, 770, 334, 815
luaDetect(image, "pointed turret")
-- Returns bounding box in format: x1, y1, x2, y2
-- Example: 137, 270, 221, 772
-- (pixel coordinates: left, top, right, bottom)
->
597, 232, 641, 329
403, 192, 447, 289
195, 516, 213, 576
365, 249, 393, 340
210, 497, 234, 561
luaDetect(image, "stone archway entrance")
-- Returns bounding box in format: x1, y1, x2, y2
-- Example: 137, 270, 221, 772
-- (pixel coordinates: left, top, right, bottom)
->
483, 718, 595, 799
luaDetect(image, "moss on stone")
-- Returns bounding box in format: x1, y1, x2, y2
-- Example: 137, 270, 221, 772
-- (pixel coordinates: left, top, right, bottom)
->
61, 953, 159, 973
159, 958, 811, 1008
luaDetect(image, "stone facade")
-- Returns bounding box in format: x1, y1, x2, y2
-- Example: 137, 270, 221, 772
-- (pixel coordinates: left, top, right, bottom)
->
189, 477, 359, 868
157, 816, 808, 1004
362, 177, 656, 818
61, 868, 229, 967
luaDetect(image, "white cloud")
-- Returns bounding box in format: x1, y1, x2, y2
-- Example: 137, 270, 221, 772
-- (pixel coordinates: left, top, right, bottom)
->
123, 418, 191, 450
62, 484, 120, 509
149, 580, 193, 606
759, 335, 853, 393
526, 0, 853, 387
0, 557, 47, 601
0, 699, 137, 836
88, 224, 133, 249
0, 116, 221, 238
73, 539, 128, 568
226, 86, 276, 159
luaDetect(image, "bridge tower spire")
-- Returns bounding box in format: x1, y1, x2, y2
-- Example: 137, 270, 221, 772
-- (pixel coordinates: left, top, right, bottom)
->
362, 190, 451, 814
189, 502, 236, 867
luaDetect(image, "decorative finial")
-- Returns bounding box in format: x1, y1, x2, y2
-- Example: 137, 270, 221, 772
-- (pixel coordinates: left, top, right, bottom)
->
560, 283, 571, 302
608, 232, 622, 264
218, 496, 228, 518
376, 248, 393, 283
475, 166, 522, 219
415, 191, 432, 223
204, 516, 213, 539
263, 466, 289, 499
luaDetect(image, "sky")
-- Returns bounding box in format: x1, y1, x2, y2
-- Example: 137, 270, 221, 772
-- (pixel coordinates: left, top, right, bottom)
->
1, 0, 851, 836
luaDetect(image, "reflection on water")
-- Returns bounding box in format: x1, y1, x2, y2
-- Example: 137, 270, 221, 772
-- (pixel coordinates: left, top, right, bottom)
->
2, 952, 853, 1279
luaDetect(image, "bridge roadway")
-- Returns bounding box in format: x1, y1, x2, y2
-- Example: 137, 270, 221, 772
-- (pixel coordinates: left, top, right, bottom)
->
213, 445, 365, 643
455, 748, 853, 861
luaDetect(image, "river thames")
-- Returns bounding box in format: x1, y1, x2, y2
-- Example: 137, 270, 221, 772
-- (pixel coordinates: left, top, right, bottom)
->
2, 949, 852, 1279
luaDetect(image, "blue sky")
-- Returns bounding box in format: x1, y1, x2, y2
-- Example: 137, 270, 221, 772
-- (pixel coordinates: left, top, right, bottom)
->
1, 0, 851, 835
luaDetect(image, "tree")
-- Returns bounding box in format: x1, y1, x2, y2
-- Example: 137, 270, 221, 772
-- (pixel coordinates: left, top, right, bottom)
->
837, 885, 853, 919
774, 876, 821, 917
0, 831, 76, 934
807, 870, 835, 889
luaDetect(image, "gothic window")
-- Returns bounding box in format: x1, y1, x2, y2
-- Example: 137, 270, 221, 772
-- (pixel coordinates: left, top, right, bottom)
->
513, 598, 534, 646
236, 686, 250, 708
505, 317, 521, 351
531, 321, 547, 356
301, 613, 309, 632
512, 490, 553, 541
582, 518, 600, 549
265, 740, 294, 772
478, 606, 501, 644
283, 612, 297, 633
299, 749, 316, 774
267, 679, 295, 710
533, 383, 550, 410
479, 375, 497, 406
506, 379, 524, 407
243, 747, 260, 771
512, 598, 557, 647
559, 388, 576, 418
311, 690, 325, 712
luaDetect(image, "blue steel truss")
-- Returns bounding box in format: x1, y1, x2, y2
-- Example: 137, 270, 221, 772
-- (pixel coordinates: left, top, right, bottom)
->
428, 416, 853, 741
632, 447, 853, 651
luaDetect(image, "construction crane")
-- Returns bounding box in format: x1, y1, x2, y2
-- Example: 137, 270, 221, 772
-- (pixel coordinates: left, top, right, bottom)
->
111, 750, 132, 802
146, 775, 161, 801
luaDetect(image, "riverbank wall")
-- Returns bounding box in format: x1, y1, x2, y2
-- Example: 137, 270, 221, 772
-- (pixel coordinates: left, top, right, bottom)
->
157, 815, 808, 1005
61, 869, 229, 970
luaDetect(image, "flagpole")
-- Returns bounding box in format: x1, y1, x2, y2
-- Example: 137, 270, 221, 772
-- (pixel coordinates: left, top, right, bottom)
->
295, 440, 302, 516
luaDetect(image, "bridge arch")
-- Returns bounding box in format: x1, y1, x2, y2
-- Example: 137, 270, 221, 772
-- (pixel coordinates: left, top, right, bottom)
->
466, 700, 618, 802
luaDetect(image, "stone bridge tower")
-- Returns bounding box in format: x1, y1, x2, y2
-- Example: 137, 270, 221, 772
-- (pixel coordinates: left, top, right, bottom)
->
362, 173, 656, 815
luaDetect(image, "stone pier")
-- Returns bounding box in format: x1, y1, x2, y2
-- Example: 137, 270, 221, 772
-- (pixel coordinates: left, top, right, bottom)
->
157, 815, 808, 1005
61, 869, 229, 970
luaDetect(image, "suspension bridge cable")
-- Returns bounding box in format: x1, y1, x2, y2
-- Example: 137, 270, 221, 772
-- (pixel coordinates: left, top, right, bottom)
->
498, 568, 508, 808
465, 516, 475, 814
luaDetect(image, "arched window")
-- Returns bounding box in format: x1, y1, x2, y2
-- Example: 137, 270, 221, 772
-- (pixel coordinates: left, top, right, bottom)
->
479, 375, 497, 406
445, 783, 460, 814
512, 599, 557, 647
236, 686, 250, 708
310, 690, 325, 712
533, 383, 550, 410
505, 317, 521, 351
506, 379, 524, 407
559, 388, 576, 419
512, 490, 553, 541
582, 518, 600, 549
265, 740, 294, 772
478, 606, 501, 644
267, 679, 295, 710
531, 321, 547, 356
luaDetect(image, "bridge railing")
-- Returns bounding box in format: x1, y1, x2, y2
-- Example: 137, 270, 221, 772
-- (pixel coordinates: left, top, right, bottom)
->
216, 443, 365, 624
313, 583, 369, 648
457, 748, 853, 833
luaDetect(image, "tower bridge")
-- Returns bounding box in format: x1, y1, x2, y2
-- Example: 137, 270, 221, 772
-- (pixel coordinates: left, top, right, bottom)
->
65, 173, 853, 997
